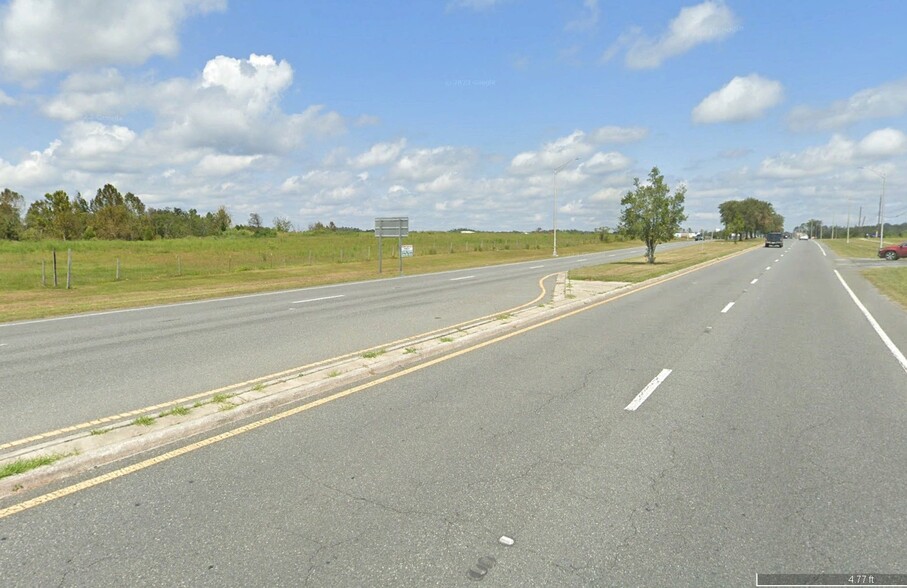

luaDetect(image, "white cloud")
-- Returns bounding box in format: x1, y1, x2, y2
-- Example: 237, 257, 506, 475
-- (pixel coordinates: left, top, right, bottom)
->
0, 140, 60, 187
354, 114, 381, 127
759, 128, 907, 179
588, 125, 648, 144
580, 151, 632, 174
391, 146, 476, 182
0, 0, 226, 80
41, 69, 136, 120
195, 154, 263, 176
857, 128, 907, 157
609, 1, 739, 69
0, 89, 15, 105
565, 0, 600, 32
692, 75, 783, 124
149, 55, 344, 154
201, 54, 293, 115
351, 139, 407, 168
509, 130, 595, 175
788, 78, 907, 131
62, 121, 136, 160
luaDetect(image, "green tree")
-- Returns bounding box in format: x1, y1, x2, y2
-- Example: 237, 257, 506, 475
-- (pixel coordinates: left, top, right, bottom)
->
25, 190, 84, 240
0, 188, 25, 239
273, 216, 293, 232
619, 166, 687, 264
211, 206, 232, 233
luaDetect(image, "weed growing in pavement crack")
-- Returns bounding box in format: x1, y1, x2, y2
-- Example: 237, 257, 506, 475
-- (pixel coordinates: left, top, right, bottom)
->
159, 406, 191, 418
404, 347, 417, 354
252, 383, 265, 392
361, 349, 387, 359
211, 393, 233, 404
496, 313, 513, 320
90, 428, 112, 436
327, 370, 341, 378
133, 416, 155, 426
439, 336, 453, 343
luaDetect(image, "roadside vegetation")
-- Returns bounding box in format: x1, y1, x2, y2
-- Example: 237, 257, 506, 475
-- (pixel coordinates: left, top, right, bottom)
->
823, 237, 907, 309
570, 240, 753, 283
0, 453, 70, 480
0, 230, 631, 322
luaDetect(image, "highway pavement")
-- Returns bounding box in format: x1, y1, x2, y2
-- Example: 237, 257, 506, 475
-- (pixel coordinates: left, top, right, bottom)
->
0, 238, 905, 586
0, 242, 694, 445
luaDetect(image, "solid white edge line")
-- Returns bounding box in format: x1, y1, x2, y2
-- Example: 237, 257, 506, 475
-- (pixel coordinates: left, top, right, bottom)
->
813, 241, 827, 256
529, 265, 544, 269
625, 368, 673, 411
291, 294, 345, 304
834, 270, 907, 375
721, 302, 735, 313
449, 275, 476, 281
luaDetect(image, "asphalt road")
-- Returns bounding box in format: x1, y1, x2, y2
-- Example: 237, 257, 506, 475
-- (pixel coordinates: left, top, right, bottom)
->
0, 242, 694, 444
1, 238, 904, 586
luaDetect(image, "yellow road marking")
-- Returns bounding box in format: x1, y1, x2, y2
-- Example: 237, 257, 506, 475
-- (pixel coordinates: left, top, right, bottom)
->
0, 248, 755, 520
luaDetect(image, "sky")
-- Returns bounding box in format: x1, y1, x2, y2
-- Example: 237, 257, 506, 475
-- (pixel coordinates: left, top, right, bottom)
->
0, 0, 906, 233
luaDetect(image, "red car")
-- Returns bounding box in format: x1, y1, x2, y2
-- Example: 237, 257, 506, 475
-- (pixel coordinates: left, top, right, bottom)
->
878, 242, 907, 260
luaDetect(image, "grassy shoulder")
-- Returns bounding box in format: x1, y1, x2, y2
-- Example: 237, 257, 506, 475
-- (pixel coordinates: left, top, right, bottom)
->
822, 237, 901, 259
821, 237, 907, 309
862, 268, 907, 309
0, 231, 633, 322
569, 240, 755, 283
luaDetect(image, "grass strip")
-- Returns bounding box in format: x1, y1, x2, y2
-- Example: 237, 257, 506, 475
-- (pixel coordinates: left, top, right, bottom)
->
569, 241, 751, 283
0, 454, 68, 480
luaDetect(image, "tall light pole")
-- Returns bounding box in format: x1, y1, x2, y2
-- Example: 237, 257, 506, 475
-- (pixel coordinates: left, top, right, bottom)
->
552, 157, 580, 257
862, 166, 887, 249
846, 193, 852, 244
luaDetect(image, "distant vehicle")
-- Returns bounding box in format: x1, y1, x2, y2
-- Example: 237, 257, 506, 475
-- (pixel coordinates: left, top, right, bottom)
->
878, 242, 907, 261
694, 233, 703, 241
799, 234, 809, 240
764, 232, 783, 248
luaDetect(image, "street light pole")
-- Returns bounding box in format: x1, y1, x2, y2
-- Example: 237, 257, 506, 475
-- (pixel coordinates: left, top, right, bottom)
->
862, 166, 887, 249
552, 157, 580, 257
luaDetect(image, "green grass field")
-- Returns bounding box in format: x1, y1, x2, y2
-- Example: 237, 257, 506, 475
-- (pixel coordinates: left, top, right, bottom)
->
822, 237, 907, 308
569, 240, 755, 283
0, 231, 630, 322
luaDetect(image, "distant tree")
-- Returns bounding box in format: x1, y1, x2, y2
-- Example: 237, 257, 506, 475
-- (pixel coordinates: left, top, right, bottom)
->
90, 184, 133, 239
211, 206, 232, 233
619, 167, 687, 264
0, 188, 25, 239
273, 216, 293, 232
25, 190, 84, 240
248, 212, 262, 229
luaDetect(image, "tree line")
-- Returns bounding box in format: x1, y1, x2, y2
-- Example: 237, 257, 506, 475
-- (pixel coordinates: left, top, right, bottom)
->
1, 185, 232, 241
718, 197, 784, 240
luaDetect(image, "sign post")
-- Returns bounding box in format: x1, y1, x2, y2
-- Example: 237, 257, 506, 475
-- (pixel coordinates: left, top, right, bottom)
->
374, 217, 409, 275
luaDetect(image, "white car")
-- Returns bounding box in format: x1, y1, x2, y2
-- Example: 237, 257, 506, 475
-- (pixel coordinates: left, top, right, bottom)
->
799, 234, 809, 240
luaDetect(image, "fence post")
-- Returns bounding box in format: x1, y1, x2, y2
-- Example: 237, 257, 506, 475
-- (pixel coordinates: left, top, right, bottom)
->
66, 248, 72, 289
42, 260, 46, 287
116, 257, 120, 281
53, 249, 58, 287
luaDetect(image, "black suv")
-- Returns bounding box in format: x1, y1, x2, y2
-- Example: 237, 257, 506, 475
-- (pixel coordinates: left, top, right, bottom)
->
764, 232, 783, 248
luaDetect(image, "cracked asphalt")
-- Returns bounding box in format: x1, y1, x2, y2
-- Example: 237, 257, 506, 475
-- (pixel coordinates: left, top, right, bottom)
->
1, 239, 905, 586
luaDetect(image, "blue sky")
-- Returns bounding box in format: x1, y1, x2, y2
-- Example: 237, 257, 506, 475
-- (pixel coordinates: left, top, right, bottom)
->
1, 0, 905, 232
